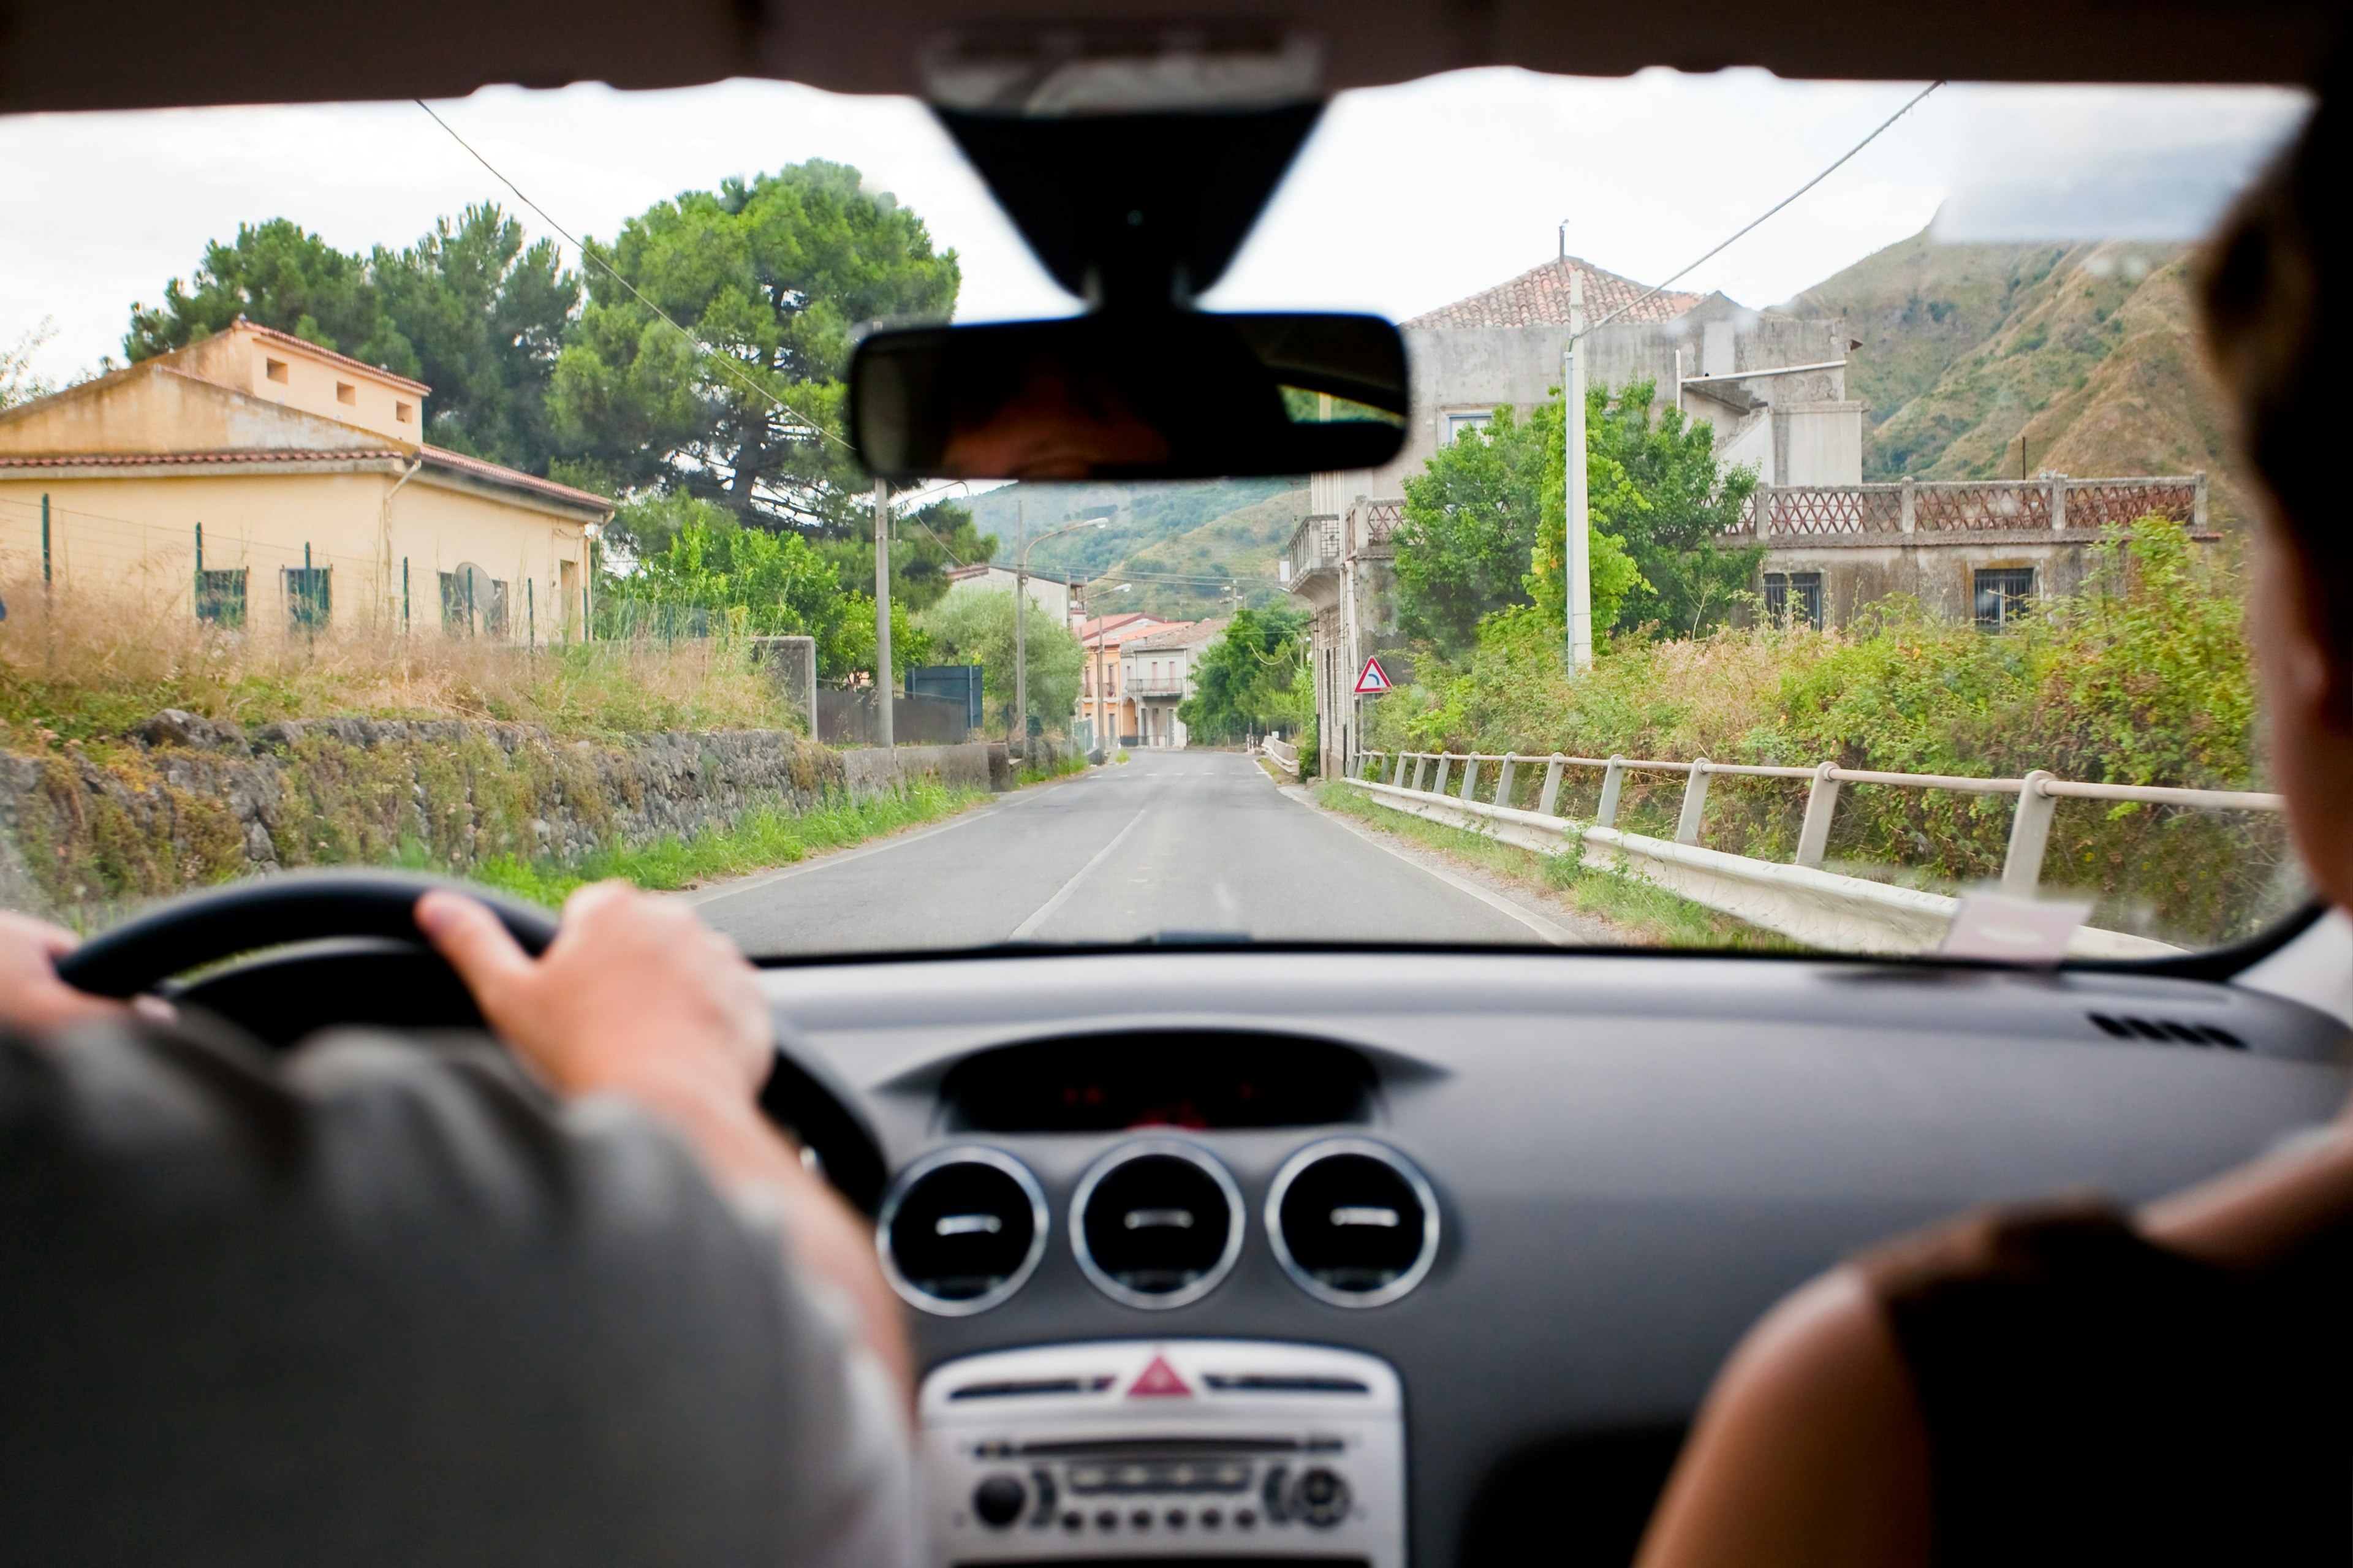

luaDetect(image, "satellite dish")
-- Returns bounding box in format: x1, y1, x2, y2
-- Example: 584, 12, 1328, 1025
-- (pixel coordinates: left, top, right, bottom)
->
453, 562, 494, 631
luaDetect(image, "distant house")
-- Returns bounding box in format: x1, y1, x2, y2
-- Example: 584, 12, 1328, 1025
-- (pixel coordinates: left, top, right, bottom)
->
0, 319, 609, 640
1074, 611, 1171, 750
1120, 617, 1230, 750
1289, 252, 1861, 776
943, 561, 1075, 625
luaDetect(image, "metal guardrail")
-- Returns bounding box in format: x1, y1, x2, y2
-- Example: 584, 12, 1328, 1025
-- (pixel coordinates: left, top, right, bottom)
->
1263, 735, 1300, 776
1352, 749, 2281, 900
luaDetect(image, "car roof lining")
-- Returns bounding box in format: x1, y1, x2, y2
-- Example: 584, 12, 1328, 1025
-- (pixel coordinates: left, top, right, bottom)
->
0, 0, 2336, 117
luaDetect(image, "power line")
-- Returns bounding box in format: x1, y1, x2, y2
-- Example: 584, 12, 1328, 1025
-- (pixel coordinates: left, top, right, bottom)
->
412, 99, 854, 455
1575, 80, 1944, 342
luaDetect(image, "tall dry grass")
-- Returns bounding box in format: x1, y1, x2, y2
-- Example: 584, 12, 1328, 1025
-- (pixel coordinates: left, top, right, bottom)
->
0, 570, 803, 749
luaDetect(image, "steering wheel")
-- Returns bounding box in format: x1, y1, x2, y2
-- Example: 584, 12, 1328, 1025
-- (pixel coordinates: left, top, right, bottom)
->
56, 869, 890, 1214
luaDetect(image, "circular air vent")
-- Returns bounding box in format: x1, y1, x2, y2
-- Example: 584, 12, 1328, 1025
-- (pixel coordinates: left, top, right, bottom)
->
1071, 1140, 1245, 1309
877, 1147, 1047, 1316
1267, 1139, 1440, 1308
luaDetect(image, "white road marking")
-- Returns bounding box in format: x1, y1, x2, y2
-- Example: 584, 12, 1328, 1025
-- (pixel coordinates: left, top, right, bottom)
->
1009, 795, 1157, 939
1283, 786, 1582, 947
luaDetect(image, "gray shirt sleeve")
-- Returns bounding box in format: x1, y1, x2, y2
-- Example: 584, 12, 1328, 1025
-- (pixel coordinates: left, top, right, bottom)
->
0, 1014, 915, 1568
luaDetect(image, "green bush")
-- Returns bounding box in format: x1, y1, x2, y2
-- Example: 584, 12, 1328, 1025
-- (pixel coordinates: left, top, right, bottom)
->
1365, 518, 2297, 946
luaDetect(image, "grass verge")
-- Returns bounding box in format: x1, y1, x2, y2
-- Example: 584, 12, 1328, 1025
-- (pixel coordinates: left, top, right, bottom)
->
458, 781, 990, 907
1016, 752, 1088, 787
1313, 782, 1789, 950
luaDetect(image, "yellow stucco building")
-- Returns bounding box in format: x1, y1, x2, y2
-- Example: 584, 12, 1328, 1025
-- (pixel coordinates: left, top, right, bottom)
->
0, 320, 609, 639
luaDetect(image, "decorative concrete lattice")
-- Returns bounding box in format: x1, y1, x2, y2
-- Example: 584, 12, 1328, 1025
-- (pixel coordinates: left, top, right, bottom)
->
1912, 483, 2053, 530
2063, 480, 2198, 529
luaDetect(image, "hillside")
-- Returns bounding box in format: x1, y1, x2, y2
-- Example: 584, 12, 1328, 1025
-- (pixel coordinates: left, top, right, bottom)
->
1783, 227, 2245, 523
966, 479, 1305, 619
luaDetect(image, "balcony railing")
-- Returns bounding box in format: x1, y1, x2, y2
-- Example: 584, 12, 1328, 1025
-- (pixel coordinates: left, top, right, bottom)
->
1284, 513, 1343, 591
1124, 678, 1188, 696
1727, 474, 2208, 539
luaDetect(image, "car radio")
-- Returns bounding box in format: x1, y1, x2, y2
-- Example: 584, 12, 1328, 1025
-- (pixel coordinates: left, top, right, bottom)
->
920, 1340, 1404, 1567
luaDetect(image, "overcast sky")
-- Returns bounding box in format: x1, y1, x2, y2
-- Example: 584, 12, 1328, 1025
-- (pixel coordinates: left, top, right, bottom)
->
0, 68, 2308, 384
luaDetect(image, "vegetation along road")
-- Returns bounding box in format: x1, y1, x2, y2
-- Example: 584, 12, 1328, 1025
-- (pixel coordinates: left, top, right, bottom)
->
686, 751, 1608, 955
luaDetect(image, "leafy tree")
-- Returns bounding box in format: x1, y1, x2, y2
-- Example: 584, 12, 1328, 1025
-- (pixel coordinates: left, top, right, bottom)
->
1578, 378, 1760, 637
601, 493, 928, 679
125, 208, 581, 474
810, 498, 999, 617
371, 205, 579, 473
919, 588, 1083, 740
0, 318, 58, 409
127, 219, 395, 368
1178, 607, 1310, 744
1393, 403, 1639, 659
550, 162, 959, 532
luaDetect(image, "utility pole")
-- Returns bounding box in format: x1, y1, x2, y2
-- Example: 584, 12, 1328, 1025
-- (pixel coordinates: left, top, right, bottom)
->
1014, 501, 1026, 761
1017, 512, 1108, 763
873, 478, 893, 748
1564, 270, 1593, 670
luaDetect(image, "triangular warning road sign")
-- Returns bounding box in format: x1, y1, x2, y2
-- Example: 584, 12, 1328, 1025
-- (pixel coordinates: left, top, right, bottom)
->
1128, 1355, 1191, 1397
1354, 656, 1393, 695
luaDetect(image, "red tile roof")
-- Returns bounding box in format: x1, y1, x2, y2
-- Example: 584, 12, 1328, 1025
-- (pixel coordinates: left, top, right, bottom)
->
1123, 617, 1229, 651
0, 444, 611, 516
1403, 256, 1704, 331
1076, 612, 1164, 645
420, 445, 610, 511
0, 447, 404, 468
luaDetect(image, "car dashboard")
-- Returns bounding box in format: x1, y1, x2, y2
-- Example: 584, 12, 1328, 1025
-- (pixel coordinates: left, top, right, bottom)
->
762, 945, 2349, 1568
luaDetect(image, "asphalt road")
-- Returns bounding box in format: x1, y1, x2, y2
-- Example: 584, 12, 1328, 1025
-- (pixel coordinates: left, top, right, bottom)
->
688, 749, 1588, 956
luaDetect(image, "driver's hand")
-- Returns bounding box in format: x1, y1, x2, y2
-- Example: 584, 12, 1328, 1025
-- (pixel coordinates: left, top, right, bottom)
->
417, 882, 913, 1398
0, 912, 146, 1036
415, 881, 772, 1108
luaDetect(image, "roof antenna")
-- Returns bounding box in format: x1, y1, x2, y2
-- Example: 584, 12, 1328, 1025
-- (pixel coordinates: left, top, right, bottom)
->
1558, 219, 1569, 260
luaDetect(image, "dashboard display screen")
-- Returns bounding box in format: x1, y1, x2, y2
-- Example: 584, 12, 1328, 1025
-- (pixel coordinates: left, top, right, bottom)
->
940, 1034, 1375, 1133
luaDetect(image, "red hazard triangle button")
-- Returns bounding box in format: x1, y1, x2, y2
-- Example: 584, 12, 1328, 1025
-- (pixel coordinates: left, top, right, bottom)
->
1128, 1355, 1191, 1398
1354, 656, 1393, 695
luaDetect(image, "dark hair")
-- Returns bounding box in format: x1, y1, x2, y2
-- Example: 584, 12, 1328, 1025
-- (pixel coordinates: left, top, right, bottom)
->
2199, 55, 2351, 650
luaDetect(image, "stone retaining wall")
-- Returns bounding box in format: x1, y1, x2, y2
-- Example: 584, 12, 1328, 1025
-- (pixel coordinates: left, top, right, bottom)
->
0, 711, 994, 922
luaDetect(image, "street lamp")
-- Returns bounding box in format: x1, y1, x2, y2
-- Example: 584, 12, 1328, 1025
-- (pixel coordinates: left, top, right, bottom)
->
1017, 517, 1105, 761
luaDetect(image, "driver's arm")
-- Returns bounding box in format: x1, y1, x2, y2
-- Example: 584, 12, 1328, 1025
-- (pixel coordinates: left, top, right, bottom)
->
415, 883, 911, 1396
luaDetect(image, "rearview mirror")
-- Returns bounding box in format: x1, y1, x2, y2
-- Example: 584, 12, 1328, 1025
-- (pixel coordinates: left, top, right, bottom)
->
849, 311, 1407, 482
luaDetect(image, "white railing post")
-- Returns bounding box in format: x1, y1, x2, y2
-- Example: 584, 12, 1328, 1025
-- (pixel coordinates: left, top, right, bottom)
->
1412, 754, 1430, 791
1596, 755, 1627, 828
1676, 759, 1713, 846
2050, 477, 2067, 531
1899, 475, 1916, 534
1795, 759, 1842, 868
1494, 753, 1517, 809
1537, 756, 1566, 818
1458, 756, 1481, 803
2002, 770, 2058, 896
1432, 755, 1452, 797
1392, 750, 1408, 787
2194, 471, 2210, 531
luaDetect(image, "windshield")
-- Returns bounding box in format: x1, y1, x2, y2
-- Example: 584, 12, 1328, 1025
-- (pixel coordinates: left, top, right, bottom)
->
0, 70, 2313, 963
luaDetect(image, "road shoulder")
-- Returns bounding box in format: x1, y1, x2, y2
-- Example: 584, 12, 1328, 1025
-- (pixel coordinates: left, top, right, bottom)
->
1278, 782, 1625, 947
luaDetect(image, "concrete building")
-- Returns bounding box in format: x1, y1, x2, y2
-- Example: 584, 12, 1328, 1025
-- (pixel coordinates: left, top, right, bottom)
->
1288, 253, 1863, 777
1735, 474, 2211, 629
1075, 611, 1172, 750
1119, 617, 1229, 749
0, 319, 609, 639
943, 561, 1076, 625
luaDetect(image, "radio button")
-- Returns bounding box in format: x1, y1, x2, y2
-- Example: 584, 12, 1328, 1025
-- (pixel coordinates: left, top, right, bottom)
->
1293, 1468, 1351, 1528
973, 1475, 1027, 1529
